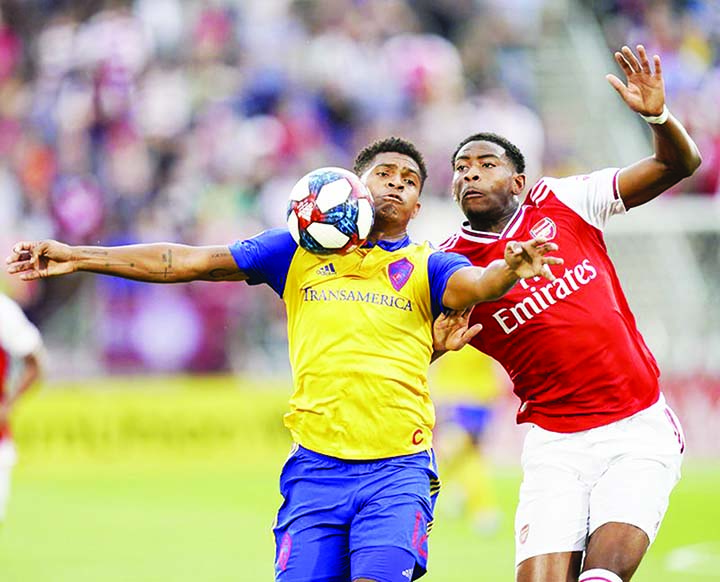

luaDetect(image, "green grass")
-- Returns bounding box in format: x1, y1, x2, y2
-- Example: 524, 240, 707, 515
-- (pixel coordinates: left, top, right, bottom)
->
1, 382, 719, 581
1, 459, 281, 582
1, 458, 719, 581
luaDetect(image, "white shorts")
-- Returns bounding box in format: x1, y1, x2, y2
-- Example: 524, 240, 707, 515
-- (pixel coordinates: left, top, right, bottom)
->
0, 438, 17, 520
0, 438, 17, 469
515, 395, 684, 566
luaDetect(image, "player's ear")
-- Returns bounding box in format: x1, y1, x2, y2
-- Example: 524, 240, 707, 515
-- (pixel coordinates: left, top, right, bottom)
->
410, 200, 422, 219
512, 173, 526, 196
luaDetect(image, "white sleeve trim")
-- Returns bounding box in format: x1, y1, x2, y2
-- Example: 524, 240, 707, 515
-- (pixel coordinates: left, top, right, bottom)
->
534, 169, 627, 231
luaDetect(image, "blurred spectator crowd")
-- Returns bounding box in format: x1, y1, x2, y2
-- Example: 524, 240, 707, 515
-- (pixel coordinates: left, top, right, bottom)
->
0, 0, 716, 375
0, 0, 546, 375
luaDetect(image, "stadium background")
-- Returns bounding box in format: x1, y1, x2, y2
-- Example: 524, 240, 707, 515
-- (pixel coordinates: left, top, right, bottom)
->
0, 0, 719, 580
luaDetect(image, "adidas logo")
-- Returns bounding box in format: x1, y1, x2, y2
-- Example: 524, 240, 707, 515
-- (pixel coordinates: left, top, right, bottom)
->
316, 263, 337, 276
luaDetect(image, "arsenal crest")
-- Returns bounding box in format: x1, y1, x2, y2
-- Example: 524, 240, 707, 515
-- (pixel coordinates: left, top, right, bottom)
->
530, 217, 557, 241
388, 258, 414, 291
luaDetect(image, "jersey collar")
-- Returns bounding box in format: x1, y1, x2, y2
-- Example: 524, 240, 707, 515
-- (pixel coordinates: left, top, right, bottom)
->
363, 235, 411, 251
460, 205, 526, 243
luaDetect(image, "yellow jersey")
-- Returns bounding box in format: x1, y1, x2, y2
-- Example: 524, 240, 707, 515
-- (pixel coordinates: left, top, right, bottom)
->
230, 228, 470, 459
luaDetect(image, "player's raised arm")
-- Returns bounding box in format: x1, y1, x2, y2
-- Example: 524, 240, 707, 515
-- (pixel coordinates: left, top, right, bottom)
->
442, 238, 563, 311
6, 240, 247, 283
607, 45, 702, 208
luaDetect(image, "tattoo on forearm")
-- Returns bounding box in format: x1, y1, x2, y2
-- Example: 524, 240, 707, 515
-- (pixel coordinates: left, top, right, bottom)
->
209, 269, 232, 280
86, 249, 109, 256
161, 248, 174, 279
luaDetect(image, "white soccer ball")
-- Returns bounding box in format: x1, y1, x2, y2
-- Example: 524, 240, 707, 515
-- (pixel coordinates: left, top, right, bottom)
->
286, 167, 375, 255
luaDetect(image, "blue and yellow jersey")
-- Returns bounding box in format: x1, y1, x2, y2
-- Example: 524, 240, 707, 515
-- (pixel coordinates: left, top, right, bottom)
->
230, 228, 470, 460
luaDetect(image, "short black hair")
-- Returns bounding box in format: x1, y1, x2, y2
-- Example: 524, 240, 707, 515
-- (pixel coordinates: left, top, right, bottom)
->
353, 136, 428, 186
452, 132, 526, 174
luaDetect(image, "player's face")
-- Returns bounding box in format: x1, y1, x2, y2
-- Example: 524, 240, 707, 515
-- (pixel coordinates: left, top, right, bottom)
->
361, 152, 423, 230
452, 141, 524, 223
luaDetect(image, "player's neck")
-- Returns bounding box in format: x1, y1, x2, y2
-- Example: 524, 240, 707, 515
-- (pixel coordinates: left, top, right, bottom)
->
369, 216, 410, 242
368, 228, 407, 243
466, 199, 519, 234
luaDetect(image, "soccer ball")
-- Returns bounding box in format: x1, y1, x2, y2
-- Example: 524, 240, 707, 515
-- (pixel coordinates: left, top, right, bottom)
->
287, 167, 375, 255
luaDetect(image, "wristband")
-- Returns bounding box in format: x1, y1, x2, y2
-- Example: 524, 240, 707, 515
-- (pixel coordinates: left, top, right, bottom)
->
640, 105, 669, 125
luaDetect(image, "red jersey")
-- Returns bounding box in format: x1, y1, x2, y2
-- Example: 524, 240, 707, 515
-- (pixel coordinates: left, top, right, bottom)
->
440, 168, 660, 432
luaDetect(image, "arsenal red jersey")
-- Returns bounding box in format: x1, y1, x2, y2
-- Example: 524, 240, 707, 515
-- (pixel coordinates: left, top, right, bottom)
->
440, 168, 660, 432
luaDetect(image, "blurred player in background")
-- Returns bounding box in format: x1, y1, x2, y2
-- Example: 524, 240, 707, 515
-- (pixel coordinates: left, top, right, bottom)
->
0, 292, 43, 525
430, 330, 503, 536
436, 45, 701, 582
6, 137, 561, 582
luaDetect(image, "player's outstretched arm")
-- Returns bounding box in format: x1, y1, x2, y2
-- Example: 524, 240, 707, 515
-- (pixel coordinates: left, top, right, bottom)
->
442, 238, 563, 311
6, 241, 248, 283
608, 45, 702, 208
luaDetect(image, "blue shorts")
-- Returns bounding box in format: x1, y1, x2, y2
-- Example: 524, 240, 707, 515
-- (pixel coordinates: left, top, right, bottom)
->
273, 445, 440, 582
438, 404, 492, 439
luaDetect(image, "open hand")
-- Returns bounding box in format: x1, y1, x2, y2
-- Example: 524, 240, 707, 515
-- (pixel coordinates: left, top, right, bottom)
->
504, 237, 562, 281
6, 240, 75, 280
433, 308, 483, 352
606, 44, 665, 117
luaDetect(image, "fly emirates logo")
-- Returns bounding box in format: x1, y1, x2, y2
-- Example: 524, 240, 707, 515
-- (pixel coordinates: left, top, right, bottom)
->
492, 259, 597, 334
